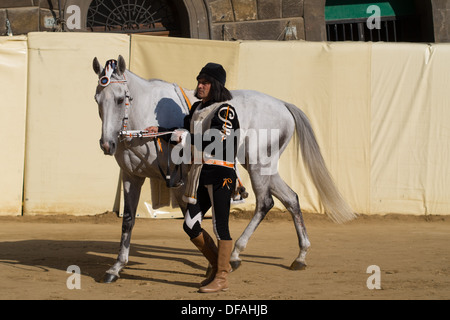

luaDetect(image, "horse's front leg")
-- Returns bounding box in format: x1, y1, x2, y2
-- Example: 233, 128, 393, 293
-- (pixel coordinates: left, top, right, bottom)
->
103, 172, 145, 283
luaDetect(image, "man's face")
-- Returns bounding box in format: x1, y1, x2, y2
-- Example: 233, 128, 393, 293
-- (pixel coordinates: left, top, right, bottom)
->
197, 78, 211, 101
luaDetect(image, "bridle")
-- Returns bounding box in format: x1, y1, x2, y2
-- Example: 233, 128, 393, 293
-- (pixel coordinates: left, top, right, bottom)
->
98, 60, 132, 138
98, 60, 184, 188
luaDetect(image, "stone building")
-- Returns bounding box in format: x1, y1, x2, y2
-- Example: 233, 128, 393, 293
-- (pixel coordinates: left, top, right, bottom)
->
0, 0, 449, 42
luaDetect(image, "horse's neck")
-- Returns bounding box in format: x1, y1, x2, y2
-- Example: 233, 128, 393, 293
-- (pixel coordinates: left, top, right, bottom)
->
125, 71, 159, 129
125, 70, 188, 130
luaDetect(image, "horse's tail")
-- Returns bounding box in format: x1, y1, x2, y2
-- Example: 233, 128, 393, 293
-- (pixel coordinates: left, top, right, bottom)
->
284, 103, 357, 223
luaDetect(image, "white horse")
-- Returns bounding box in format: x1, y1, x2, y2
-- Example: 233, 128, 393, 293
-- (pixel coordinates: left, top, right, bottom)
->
92, 55, 356, 283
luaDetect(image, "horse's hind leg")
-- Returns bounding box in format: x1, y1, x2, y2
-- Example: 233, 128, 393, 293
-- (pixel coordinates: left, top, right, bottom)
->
103, 172, 145, 283
230, 174, 274, 271
270, 173, 310, 270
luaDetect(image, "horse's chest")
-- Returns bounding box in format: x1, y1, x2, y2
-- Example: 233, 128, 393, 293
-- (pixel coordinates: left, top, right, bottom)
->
115, 146, 159, 177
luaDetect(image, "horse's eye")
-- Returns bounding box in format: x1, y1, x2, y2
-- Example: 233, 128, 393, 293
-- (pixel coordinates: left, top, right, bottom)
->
117, 97, 124, 104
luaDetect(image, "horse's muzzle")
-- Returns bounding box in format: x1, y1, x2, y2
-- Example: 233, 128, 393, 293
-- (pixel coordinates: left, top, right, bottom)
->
99, 139, 116, 155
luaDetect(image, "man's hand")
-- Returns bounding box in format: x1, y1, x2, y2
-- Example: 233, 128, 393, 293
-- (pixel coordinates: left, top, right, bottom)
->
172, 129, 184, 143
172, 129, 189, 144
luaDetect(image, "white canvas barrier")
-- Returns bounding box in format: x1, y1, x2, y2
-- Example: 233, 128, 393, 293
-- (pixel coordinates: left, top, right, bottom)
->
1, 33, 449, 216
23, 33, 129, 215
0, 36, 28, 215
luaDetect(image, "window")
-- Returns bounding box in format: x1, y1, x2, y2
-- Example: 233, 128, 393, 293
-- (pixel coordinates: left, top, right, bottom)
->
325, 0, 418, 42
326, 17, 402, 41
87, 0, 180, 35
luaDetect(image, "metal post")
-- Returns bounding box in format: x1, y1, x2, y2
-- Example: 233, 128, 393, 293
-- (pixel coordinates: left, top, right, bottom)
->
358, 22, 365, 41
58, 0, 64, 31
5, 10, 13, 36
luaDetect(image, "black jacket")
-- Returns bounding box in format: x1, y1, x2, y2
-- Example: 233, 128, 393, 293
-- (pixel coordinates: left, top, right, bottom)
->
159, 100, 240, 185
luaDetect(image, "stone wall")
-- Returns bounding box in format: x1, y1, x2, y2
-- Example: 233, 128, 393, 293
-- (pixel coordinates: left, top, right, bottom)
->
0, 0, 60, 35
0, 0, 449, 43
208, 0, 306, 40
432, 0, 450, 42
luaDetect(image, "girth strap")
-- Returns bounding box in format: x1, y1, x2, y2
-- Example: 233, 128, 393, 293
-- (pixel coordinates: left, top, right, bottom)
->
153, 138, 184, 188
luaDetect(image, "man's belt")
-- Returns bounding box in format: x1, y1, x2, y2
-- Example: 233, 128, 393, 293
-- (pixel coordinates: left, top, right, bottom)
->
203, 159, 234, 168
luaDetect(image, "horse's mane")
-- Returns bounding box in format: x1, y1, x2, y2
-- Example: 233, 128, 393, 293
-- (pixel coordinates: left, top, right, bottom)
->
124, 69, 171, 86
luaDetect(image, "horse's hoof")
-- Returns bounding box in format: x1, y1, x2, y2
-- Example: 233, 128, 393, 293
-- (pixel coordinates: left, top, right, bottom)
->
230, 260, 242, 271
102, 273, 119, 283
289, 261, 307, 270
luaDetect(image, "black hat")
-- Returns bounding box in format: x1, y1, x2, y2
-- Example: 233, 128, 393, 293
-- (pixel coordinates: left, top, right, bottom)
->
197, 62, 226, 86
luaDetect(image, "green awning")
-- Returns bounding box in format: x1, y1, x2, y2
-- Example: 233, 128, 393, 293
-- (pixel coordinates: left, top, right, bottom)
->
325, 0, 415, 21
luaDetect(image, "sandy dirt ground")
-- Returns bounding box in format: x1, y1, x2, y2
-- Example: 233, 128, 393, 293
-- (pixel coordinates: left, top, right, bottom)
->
0, 211, 449, 301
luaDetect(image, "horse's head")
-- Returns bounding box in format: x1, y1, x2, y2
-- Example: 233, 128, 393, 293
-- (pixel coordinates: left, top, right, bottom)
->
93, 55, 128, 155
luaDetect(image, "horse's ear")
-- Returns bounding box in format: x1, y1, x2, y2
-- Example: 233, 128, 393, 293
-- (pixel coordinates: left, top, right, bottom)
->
117, 55, 126, 76
93, 57, 103, 76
